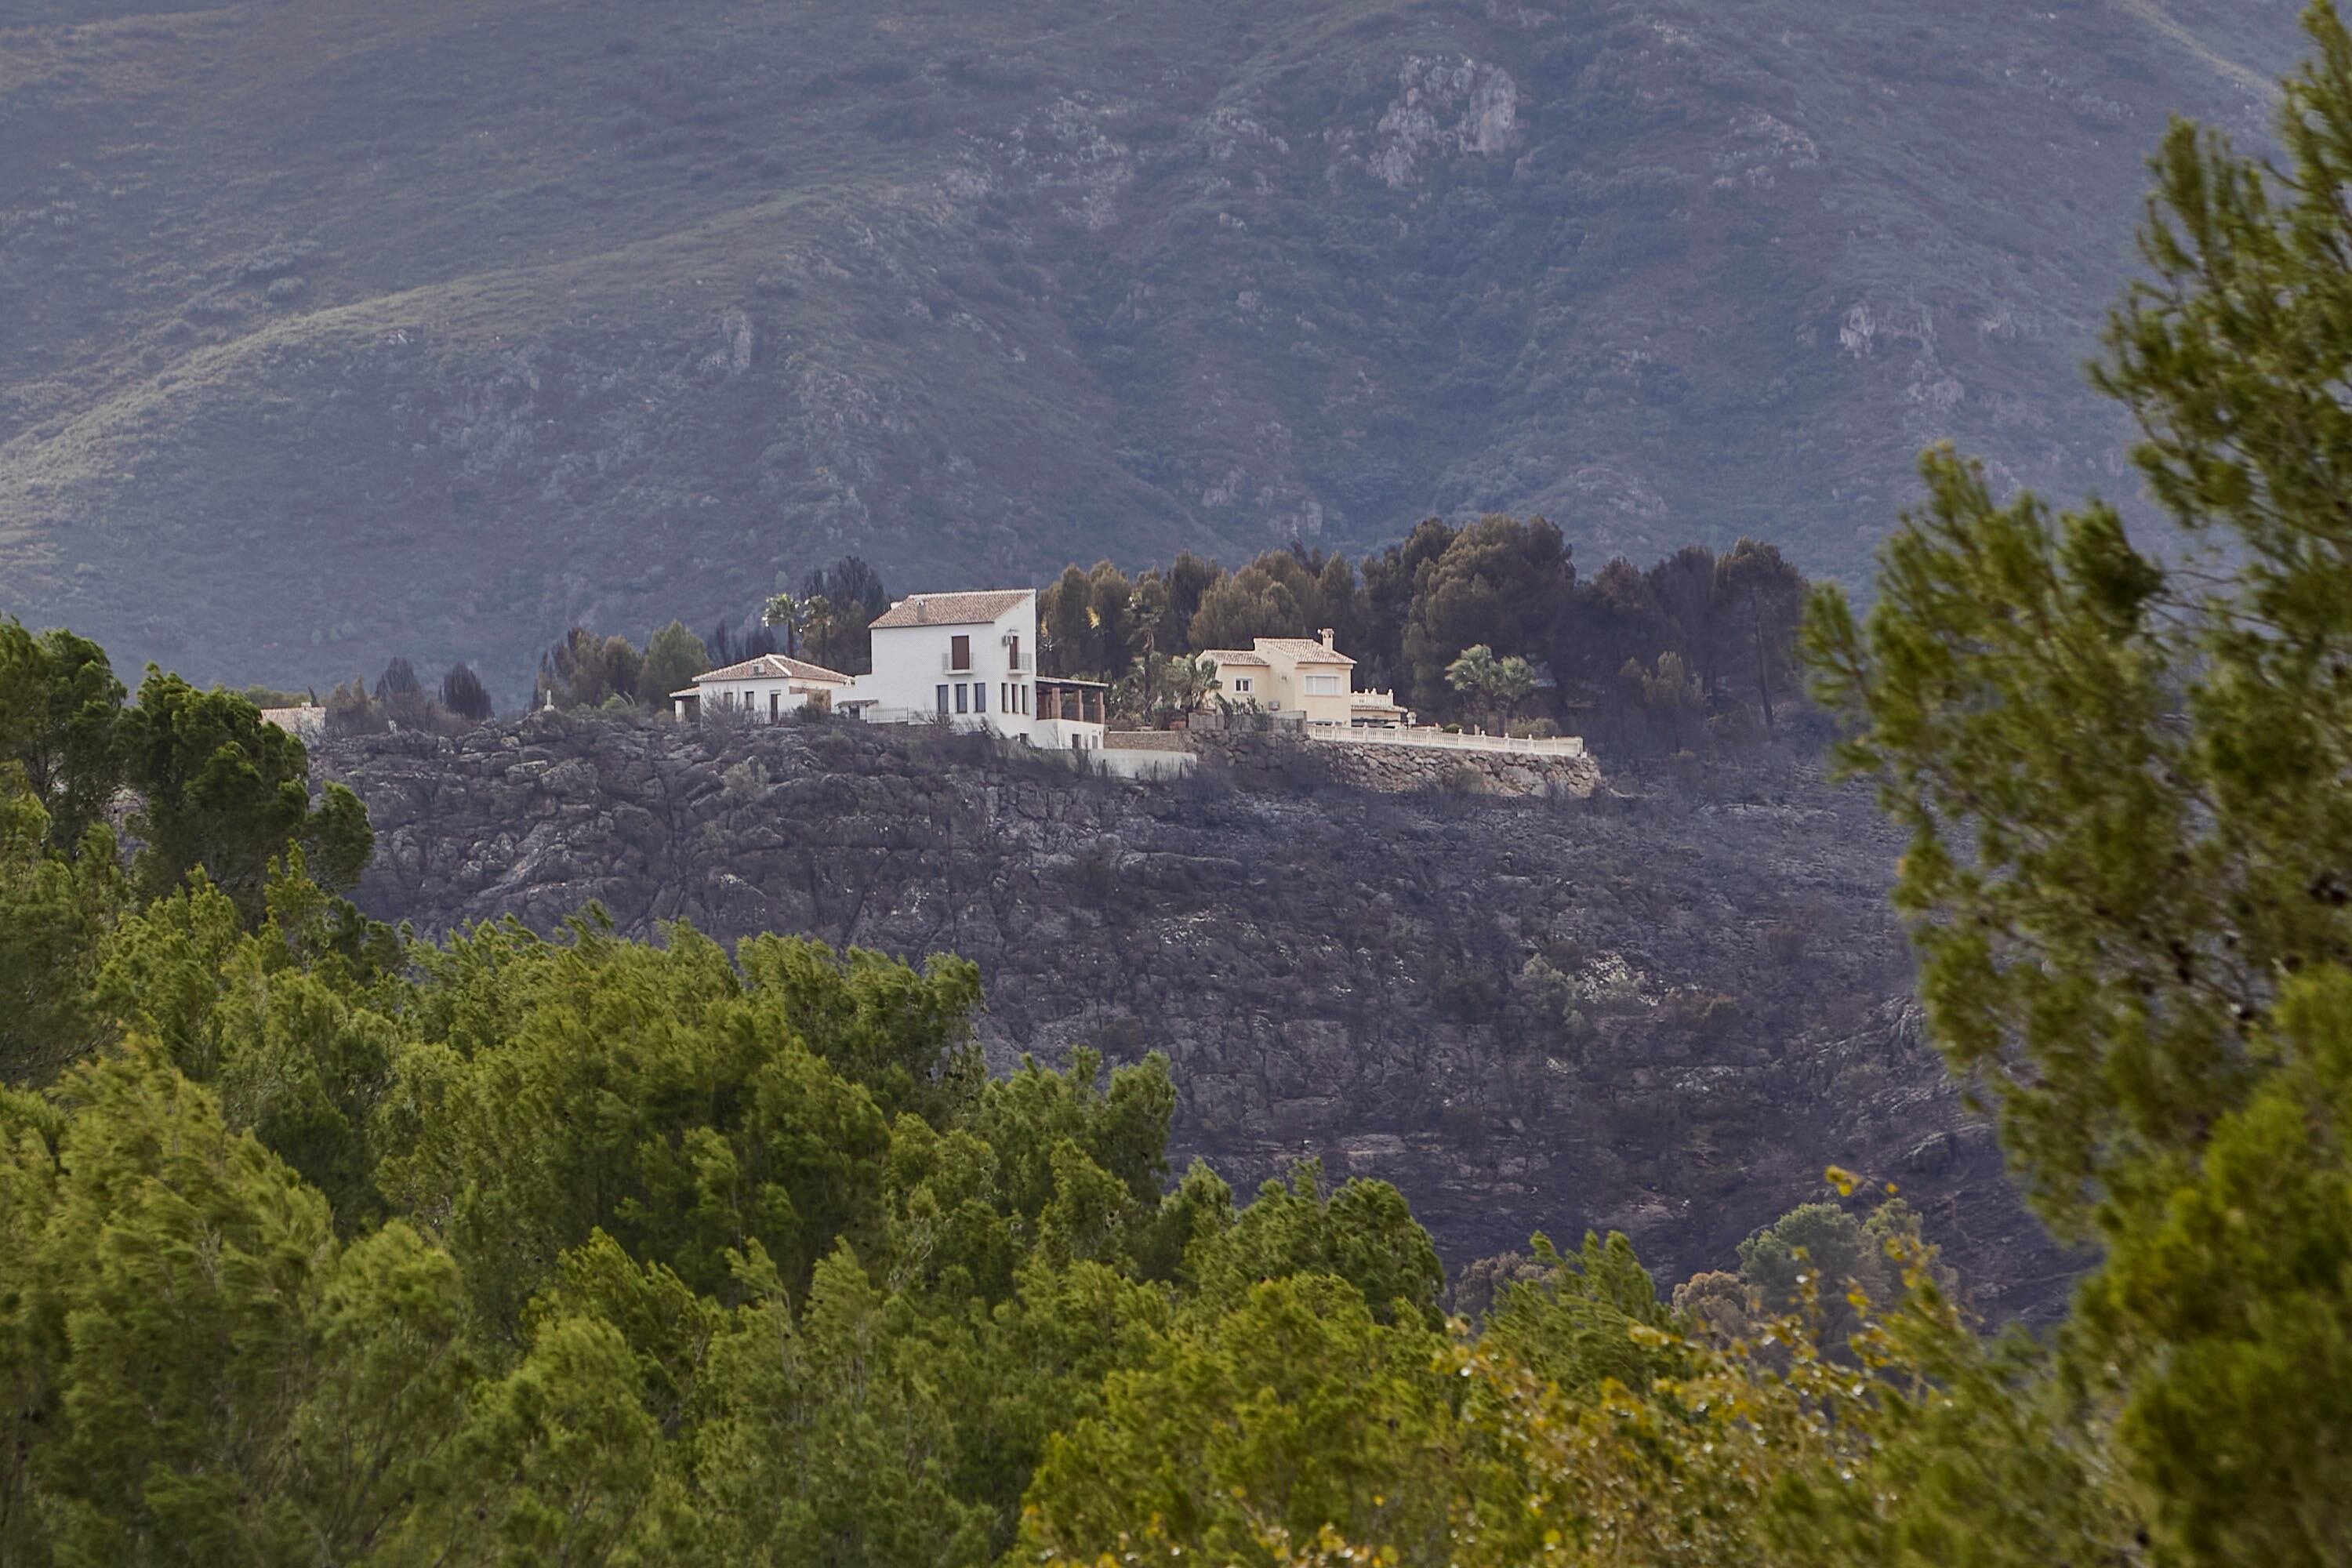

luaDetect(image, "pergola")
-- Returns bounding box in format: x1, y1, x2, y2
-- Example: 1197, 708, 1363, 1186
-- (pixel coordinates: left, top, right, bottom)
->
1034, 677, 1108, 724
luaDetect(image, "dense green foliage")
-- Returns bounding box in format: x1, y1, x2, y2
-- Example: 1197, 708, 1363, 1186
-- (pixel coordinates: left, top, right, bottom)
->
0, 622, 125, 850
0, 797, 1479, 1566
2, 627, 2074, 1568
1036, 521, 1813, 752
1797, 5, 2352, 1561
0, 621, 370, 913
0, 627, 2138, 1568
117, 670, 374, 909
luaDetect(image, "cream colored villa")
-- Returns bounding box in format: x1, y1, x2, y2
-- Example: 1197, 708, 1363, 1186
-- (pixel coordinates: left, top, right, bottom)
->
1198, 630, 1409, 727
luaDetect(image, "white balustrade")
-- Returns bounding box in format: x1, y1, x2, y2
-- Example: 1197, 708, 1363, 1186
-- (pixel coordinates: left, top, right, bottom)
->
1305, 724, 1585, 758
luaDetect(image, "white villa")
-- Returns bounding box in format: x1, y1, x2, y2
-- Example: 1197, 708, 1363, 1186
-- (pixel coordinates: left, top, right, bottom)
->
672, 652, 855, 721
681, 587, 1107, 751
1198, 630, 1410, 728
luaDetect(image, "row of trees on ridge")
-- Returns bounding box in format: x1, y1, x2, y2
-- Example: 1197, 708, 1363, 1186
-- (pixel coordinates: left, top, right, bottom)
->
1036, 523, 1811, 752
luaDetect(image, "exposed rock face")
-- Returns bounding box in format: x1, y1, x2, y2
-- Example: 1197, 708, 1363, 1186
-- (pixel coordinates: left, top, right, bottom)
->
319, 713, 2071, 1317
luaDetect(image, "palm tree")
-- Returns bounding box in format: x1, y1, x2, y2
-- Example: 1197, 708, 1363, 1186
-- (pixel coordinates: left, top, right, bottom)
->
1489, 654, 1537, 732
1445, 643, 1538, 732
1174, 653, 1221, 719
762, 589, 808, 657
799, 593, 840, 668
1444, 644, 1503, 730
1444, 644, 1499, 721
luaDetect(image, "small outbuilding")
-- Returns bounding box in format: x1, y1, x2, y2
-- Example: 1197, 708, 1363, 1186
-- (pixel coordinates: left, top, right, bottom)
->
673, 653, 855, 722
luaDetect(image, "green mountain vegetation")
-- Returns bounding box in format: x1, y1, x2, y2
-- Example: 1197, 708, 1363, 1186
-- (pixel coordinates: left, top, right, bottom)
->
0, 0, 2310, 702
0, 787, 2031, 1567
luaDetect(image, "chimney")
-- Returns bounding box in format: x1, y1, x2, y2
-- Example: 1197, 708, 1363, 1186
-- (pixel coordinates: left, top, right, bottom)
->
1319, 627, 1336, 649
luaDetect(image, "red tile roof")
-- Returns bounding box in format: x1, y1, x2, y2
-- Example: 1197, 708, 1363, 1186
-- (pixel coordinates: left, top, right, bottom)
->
691, 653, 854, 685
1254, 637, 1355, 666
869, 590, 1033, 629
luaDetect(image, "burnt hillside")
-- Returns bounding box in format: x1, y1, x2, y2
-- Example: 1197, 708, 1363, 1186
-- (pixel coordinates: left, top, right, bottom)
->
320, 713, 2072, 1316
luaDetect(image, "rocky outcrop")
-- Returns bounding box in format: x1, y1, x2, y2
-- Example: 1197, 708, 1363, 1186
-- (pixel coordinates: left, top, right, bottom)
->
318, 713, 2071, 1319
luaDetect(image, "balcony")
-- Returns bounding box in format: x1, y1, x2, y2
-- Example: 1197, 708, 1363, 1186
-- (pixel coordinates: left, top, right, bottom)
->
1033, 677, 1107, 726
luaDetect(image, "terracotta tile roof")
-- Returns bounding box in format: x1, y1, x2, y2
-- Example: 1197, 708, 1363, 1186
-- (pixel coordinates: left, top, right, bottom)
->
1200, 648, 1270, 668
1254, 637, 1356, 666
869, 590, 1033, 629
691, 653, 854, 685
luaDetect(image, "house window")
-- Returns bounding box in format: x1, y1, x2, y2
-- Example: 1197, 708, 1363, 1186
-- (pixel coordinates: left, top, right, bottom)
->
956, 683, 968, 713
1232, 677, 1254, 695
937, 684, 949, 715
769, 691, 779, 722
999, 682, 1008, 712
1007, 634, 1021, 670
950, 634, 971, 671
974, 681, 986, 714
1304, 674, 1342, 696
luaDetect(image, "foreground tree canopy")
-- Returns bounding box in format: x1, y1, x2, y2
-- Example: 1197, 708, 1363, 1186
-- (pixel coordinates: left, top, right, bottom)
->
0, 803, 2071, 1568
1803, 4, 2352, 1559
0, 633, 2094, 1566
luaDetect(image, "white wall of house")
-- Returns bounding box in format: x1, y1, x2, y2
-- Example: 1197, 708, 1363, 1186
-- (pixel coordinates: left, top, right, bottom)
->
1033, 714, 1107, 751
684, 677, 824, 722
855, 591, 1039, 737
674, 655, 851, 721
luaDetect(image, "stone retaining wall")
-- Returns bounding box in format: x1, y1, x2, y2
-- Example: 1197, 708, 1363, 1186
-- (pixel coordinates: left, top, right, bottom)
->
1187, 729, 1599, 797
1102, 728, 1190, 751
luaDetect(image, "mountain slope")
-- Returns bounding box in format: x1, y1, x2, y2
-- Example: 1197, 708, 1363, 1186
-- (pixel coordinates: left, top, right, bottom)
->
321, 714, 2073, 1318
0, 0, 2308, 699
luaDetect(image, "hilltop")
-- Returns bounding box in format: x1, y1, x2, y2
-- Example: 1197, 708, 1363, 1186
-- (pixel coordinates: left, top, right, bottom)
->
1, 0, 2305, 699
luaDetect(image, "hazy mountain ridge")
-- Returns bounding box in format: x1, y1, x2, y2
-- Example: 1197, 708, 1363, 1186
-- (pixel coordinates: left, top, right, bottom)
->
0, 0, 2306, 700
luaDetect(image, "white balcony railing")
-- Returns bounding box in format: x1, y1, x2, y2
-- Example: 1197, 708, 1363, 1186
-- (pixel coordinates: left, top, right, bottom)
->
1307, 724, 1586, 758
